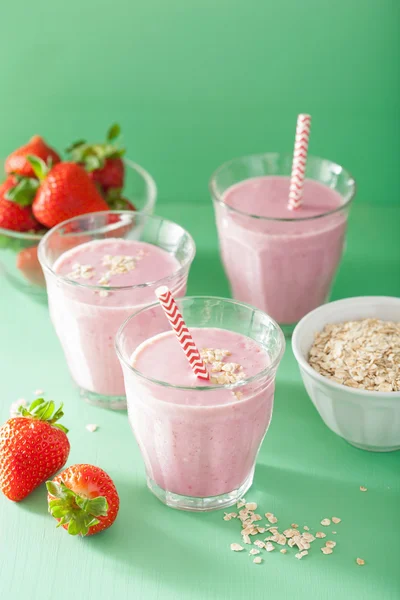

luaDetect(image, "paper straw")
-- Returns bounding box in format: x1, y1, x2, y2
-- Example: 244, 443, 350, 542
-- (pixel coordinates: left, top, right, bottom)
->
288, 114, 311, 210
155, 286, 209, 381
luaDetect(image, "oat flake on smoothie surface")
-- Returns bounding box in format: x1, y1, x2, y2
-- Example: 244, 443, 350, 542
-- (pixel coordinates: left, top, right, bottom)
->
308, 318, 400, 391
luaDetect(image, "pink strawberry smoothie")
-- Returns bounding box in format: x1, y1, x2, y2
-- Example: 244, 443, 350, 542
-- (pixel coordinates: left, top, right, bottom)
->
216, 176, 347, 325
126, 327, 273, 498
49, 238, 184, 398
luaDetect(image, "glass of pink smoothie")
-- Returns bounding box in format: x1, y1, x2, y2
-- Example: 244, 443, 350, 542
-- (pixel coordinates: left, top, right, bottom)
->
210, 154, 356, 335
39, 211, 195, 409
116, 297, 285, 511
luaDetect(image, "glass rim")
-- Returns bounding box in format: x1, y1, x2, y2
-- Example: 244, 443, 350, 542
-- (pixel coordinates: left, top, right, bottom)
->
115, 295, 286, 392
209, 152, 357, 223
38, 210, 196, 292
0, 157, 157, 242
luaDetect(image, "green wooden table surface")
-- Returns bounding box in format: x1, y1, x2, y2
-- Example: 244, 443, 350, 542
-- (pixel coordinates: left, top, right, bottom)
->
1, 200, 399, 600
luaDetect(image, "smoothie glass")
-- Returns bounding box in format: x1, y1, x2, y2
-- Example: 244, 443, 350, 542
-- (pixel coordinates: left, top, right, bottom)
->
210, 153, 356, 335
39, 211, 195, 409
116, 297, 285, 511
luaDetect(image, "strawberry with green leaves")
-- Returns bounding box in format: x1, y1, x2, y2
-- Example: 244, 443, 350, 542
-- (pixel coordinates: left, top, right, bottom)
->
0, 398, 70, 502
47, 464, 120, 536
67, 124, 125, 193
28, 157, 109, 228
0, 176, 41, 232
5, 135, 60, 178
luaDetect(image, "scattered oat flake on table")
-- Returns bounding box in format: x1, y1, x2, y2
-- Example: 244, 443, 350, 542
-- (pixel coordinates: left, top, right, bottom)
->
302, 533, 315, 543
293, 536, 307, 551
356, 558, 365, 566
284, 529, 298, 538
332, 517, 341, 524
325, 541, 336, 549
223, 512, 237, 521
249, 548, 260, 555
254, 540, 265, 549
303, 525, 310, 531
276, 534, 287, 546
253, 557, 262, 564
243, 534, 251, 545
265, 542, 275, 552
332, 531, 337, 535
321, 547, 333, 555
315, 532, 326, 539
86, 424, 98, 432
360, 486, 368, 492
230, 543, 244, 552
280, 549, 287, 554
265, 513, 278, 524
257, 527, 266, 534
295, 551, 308, 560
321, 518, 331, 526
246, 502, 257, 511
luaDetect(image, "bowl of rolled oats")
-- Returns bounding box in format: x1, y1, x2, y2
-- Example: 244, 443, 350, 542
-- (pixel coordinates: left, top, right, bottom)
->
292, 296, 400, 452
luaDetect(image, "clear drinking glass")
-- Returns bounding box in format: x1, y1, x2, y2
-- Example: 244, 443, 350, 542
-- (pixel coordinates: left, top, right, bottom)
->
0, 158, 157, 299
116, 297, 285, 511
210, 153, 356, 335
39, 211, 195, 410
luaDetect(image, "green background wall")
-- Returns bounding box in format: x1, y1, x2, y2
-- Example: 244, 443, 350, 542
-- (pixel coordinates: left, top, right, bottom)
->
1, 0, 399, 206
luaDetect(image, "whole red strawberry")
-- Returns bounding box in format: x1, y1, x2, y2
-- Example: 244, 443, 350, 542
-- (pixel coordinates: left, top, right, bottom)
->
47, 464, 120, 536
66, 124, 125, 192
29, 157, 109, 228
0, 398, 70, 502
5, 135, 60, 178
0, 176, 41, 232
90, 157, 124, 191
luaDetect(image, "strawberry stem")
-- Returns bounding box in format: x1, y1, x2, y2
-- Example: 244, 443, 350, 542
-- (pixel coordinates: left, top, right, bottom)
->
4, 176, 39, 206
18, 398, 68, 433
46, 481, 108, 536
66, 124, 125, 172
107, 123, 121, 141
26, 155, 50, 180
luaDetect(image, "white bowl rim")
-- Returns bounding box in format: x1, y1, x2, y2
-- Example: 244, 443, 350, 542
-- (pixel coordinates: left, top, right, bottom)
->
292, 296, 400, 399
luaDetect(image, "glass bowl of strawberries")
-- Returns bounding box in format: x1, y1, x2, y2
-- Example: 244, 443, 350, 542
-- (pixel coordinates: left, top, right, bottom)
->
0, 126, 157, 298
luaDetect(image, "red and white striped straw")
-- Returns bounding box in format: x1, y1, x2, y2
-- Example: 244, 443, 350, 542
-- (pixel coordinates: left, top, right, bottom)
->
288, 114, 311, 210
155, 286, 209, 381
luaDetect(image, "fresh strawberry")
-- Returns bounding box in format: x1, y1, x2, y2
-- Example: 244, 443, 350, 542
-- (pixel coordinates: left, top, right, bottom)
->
28, 157, 109, 228
16, 246, 45, 287
0, 398, 70, 502
5, 135, 60, 178
90, 157, 124, 192
0, 176, 41, 232
47, 464, 120, 536
66, 124, 125, 192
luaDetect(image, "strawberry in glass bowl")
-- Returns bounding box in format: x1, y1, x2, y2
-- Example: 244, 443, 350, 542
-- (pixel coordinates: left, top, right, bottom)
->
0, 126, 157, 298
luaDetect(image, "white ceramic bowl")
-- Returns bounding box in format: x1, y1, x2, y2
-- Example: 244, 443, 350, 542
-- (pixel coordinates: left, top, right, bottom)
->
292, 296, 400, 452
